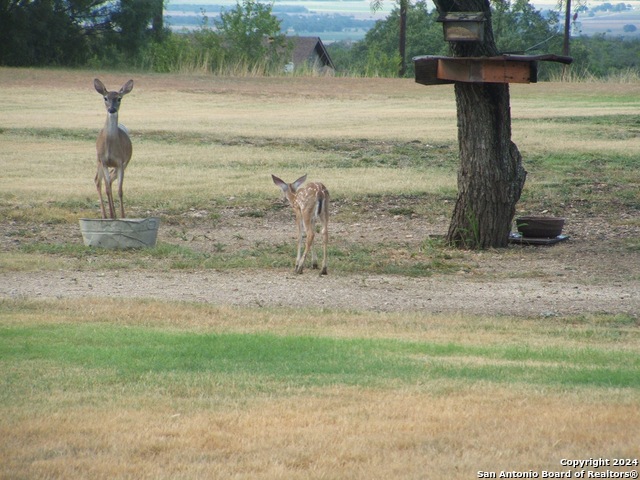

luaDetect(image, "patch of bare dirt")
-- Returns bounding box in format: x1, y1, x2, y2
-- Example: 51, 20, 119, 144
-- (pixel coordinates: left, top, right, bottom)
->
2, 203, 638, 318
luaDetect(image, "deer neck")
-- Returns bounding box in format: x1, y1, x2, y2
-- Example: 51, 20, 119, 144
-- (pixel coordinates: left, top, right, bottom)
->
104, 112, 120, 138
286, 189, 298, 206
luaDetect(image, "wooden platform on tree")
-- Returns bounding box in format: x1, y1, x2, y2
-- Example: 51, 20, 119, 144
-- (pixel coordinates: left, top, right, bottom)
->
413, 54, 573, 85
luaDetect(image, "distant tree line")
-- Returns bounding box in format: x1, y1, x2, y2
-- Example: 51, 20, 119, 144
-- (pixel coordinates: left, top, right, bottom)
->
0, 0, 163, 67
1, 0, 638, 79
0, 0, 288, 73
278, 13, 376, 34
588, 2, 633, 14
166, 8, 377, 34
327, 0, 640, 79
328, 0, 569, 77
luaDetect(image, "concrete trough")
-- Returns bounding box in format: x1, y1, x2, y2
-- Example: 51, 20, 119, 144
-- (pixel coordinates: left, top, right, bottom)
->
79, 217, 160, 249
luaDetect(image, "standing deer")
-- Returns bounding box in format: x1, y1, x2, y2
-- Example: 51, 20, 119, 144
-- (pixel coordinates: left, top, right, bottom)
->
272, 174, 329, 275
94, 78, 134, 219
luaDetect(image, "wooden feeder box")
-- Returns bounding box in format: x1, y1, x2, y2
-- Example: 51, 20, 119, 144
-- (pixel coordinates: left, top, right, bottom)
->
438, 12, 485, 42
413, 54, 573, 85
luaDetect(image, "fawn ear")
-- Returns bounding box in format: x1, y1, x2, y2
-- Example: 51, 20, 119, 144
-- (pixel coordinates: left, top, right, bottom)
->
292, 174, 307, 190
94, 78, 107, 96
271, 174, 288, 192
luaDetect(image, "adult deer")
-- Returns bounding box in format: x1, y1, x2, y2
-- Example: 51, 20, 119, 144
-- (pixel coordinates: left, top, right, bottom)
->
94, 78, 134, 219
272, 174, 329, 275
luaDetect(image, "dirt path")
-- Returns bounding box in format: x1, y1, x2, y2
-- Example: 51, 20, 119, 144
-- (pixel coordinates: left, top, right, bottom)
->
2, 267, 638, 317
3, 210, 639, 317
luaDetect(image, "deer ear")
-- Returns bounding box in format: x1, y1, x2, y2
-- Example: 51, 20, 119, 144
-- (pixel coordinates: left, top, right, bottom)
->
271, 174, 288, 192
120, 80, 134, 95
292, 174, 307, 190
94, 78, 107, 95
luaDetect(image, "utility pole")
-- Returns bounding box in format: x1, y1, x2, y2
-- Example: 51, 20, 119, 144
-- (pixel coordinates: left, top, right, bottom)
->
562, 0, 572, 79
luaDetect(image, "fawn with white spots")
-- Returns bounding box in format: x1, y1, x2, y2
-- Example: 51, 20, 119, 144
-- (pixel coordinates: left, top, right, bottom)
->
272, 174, 329, 275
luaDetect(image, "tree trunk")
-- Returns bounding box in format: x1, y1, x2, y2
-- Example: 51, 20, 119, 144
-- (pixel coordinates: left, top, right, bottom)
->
433, 0, 527, 249
447, 82, 527, 248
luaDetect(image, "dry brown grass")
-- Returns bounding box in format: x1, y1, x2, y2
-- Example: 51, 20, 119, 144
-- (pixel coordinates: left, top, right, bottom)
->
2, 68, 638, 211
2, 384, 638, 480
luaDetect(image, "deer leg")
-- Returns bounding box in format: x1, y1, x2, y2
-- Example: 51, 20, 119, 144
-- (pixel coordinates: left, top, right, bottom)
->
295, 216, 305, 273
117, 167, 125, 218
108, 168, 119, 217
311, 220, 319, 269
320, 219, 328, 275
103, 165, 116, 219
297, 220, 314, 275
94, 169, 108, 219
109, 168, 121, 218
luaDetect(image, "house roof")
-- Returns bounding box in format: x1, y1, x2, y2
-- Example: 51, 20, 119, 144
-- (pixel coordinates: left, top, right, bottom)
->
289, 36, 335, 70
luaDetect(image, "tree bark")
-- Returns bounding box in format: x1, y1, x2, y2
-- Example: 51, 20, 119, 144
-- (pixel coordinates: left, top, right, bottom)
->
447, 82, 527, 248
433, 0, 527, 249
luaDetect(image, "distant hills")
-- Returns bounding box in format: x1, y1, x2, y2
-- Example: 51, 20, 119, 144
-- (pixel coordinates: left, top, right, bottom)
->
166, 0, 395, 42
164, 0, 640, 41
165, 2, 381, 41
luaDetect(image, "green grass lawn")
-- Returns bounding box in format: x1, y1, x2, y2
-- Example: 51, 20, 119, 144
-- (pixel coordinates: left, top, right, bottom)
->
3, 320, 639, 394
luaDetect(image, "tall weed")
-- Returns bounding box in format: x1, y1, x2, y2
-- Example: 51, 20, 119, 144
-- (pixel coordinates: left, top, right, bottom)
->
547, 66, 640, 83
